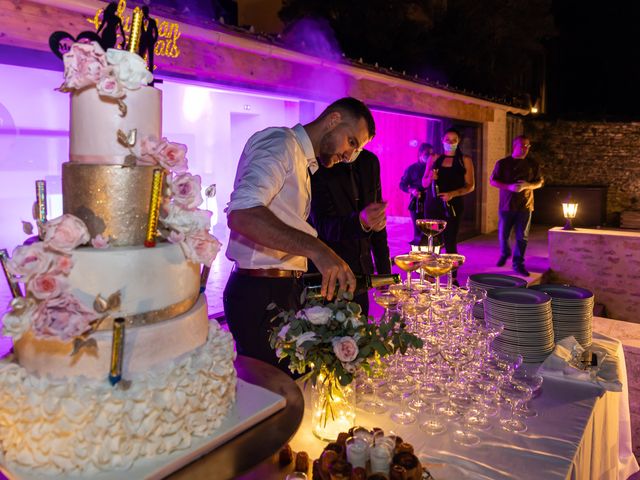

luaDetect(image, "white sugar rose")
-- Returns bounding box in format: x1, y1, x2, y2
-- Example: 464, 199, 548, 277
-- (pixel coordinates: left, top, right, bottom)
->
161, 204, 212, 234
168, 173, 203, 210
1, 298, 36, 340
180, 231, 221, 266
28, 272, 68, 300
333, 336, 359, 363
44, 214, 90, 253
106, 49, 153, 89
302, 305, 332, 325
7, 243, 55, 280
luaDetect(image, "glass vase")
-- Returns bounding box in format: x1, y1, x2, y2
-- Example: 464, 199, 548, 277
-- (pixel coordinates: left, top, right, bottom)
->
311, 373, 356, 441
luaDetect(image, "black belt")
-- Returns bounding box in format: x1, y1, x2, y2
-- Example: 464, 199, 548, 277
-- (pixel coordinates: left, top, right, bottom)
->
235, 268, 303, 279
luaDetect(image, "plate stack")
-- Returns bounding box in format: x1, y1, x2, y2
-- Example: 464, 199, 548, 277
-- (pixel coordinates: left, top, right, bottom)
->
529, 284, 594, 348
468, 273, 528, 319
485, 288, 555, 363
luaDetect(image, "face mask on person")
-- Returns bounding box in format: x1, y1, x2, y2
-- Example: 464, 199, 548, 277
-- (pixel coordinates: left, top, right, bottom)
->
443, 142, 458, 155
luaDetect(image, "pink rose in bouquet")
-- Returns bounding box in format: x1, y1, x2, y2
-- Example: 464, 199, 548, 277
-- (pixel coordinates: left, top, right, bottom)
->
96, 70, 125, 99
32, 293, 95, 341
138, 135, 168, 166
180, 230, 221, 266
157, 141, 188, 173
7, 243, 55, 280
168, 173, 203, 210
28, 273, 68, 300
332, 336, 359, 363
44, 214, 90, 253
62, 42, 108, 90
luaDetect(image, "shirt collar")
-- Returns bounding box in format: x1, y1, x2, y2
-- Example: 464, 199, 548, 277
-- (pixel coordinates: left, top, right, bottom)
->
292, 123, 318, 174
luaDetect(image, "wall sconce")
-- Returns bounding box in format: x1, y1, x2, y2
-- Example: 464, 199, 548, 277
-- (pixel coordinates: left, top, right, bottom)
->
562, 198, 578, 230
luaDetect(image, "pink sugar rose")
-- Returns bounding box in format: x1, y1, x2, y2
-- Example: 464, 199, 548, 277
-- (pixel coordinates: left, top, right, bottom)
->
28, 272, 68, 300
333, 336, 359, 363
157, 141, 188, 173
32, 293, 95, 341
44, 214, 90, 253
7, 243, 55, 280
180, 230, 221, 266
52, 255, 74, 275
167, 230, 185, 244
62, 41, 108, 90
168, 173, 203, 210
138, 135, 167, 166
96, 70, 125, 99
91, 234, 110, 249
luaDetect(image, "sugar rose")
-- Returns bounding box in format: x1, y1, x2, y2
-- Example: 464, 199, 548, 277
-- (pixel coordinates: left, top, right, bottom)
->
62, 41, 108, 90
333, 336, 359, 363
28, 273, 68, 300
158, 141, 188, 173
180, 231, 221, 266
138, 135, 167, 166
44, 214, 90, 253
32, 293, 95, 341
1, 299, 36, 340
162, 204, 212, 234
168, 173, 203, 210
96, 70, 125, 99
7, 243, 55, 280
106, 48, 153, 89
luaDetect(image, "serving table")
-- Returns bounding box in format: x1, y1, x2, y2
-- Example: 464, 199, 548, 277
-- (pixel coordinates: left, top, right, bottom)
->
240, 331, 638, 480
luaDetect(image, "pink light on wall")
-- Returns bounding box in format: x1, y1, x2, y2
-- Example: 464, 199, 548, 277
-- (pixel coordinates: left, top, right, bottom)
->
367, 109, 440, 217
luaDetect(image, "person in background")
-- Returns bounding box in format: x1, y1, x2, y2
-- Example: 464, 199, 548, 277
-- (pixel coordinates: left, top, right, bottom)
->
309, 149, 391, 315
421, 128, 475, 264
400, 143, 434, 246
223, 97, 375, 371
490, 135, 544, 276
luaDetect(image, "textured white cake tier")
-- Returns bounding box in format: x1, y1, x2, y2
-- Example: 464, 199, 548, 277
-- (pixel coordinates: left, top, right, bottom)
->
68, 242, 200, 317
70, 86, 162, 164
15, 295, 210, 380
0, 320, 237, 475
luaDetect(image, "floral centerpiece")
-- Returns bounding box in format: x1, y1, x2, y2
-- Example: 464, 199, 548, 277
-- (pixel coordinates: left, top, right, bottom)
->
269, 293, 422, 440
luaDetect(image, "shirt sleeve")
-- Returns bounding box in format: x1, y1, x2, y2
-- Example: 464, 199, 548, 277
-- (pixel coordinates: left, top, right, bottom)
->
227, 129, 295, 213
491, 159, 504, 183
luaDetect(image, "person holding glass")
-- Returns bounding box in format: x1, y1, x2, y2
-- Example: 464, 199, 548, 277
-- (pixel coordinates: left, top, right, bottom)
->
421, 128, 475, 280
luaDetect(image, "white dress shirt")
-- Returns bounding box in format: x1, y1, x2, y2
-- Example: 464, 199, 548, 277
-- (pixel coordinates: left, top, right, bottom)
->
226, 124, 319, 271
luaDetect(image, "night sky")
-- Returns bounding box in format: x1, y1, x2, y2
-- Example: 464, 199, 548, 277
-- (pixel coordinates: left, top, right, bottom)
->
547, 0, 640, 118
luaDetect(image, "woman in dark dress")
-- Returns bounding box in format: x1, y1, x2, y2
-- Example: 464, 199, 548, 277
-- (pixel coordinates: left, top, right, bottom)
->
421, 128, 475, 256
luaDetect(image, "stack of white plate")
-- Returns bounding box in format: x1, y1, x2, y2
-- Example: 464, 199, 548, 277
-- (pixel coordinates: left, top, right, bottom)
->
468, 273, 528, 319
485, 288, 555, 363
529, 284, 594, 348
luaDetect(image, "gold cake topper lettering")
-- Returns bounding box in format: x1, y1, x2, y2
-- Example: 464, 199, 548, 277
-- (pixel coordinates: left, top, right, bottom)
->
88, 0, 181, 61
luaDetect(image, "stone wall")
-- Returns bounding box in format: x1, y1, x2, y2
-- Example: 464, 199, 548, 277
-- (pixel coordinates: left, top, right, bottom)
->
525, 119, 640, 225
482, 110, 508, 233
548, 227, 640, 323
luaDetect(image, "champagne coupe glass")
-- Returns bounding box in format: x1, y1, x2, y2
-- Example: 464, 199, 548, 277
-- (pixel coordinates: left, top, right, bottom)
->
439, 253, 466, 290
416, 219, 447, 254
394, 253, 423, 293
498, 380, 532, 433
449, 389, 480, 446
421, 256, 453, 297
512, 370, 544, 417
373, 289, 399, 322
359, 360, 389, 414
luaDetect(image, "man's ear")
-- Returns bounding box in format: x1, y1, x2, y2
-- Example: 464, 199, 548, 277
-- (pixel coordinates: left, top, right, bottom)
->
327, 111, 342, 129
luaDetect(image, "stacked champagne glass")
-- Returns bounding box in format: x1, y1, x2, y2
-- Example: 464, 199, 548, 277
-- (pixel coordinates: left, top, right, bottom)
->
357, 219, 544, 446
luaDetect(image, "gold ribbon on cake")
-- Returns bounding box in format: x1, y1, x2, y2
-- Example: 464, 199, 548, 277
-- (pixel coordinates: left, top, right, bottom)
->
94, 294, 200, 331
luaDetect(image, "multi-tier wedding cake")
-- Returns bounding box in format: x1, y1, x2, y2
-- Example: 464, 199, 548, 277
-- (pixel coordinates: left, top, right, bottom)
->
0, 31, 236, 475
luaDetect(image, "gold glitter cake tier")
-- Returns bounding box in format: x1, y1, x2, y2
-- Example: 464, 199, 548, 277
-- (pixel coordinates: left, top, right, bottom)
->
62, 163, 164, 246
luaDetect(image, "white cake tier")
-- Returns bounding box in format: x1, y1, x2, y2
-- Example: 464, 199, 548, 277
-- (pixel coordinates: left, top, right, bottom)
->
70, 86, 162, 164
0, 320, 236, 475
68, 241, 200, 318
15, 295, 209, 380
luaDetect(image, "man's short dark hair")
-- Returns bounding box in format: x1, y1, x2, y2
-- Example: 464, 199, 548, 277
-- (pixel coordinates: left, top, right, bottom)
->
418, 143, 433, 157
321, 97, 376, 138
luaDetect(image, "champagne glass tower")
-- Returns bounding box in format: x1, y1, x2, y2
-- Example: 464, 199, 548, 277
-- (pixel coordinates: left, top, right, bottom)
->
416, 219, 447, 254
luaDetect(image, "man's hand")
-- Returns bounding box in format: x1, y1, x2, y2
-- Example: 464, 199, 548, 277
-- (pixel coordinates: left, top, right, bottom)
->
409, 188, 421, 198
508, 182, 525, 193
311, 246, 356, 300
360, 202, 387, 232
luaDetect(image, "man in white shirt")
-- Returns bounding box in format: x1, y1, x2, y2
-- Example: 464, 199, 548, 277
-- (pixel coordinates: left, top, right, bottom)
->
224, 97, 376, 370
223, 97, 375, 368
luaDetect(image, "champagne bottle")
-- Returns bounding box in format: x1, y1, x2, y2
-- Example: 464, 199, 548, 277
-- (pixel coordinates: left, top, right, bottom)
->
301, 273, 401, 300
431, 174, 455, 218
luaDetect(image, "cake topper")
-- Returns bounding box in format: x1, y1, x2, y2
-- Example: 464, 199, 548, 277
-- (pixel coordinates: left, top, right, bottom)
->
127, 7, 143, 54
139, 6, 159, 74
96, 1, 126, 50
49, 31, 102, 59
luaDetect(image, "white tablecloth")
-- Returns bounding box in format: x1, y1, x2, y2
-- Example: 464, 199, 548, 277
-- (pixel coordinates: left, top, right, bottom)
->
289, 332, 639, 480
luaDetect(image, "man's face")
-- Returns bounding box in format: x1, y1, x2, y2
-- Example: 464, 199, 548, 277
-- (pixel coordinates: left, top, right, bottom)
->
318, 115, 371, 168
512, 138, 531, 159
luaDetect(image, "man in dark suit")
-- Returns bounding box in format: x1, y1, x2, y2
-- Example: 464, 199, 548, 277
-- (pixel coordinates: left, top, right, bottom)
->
309, 149, 391, 315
